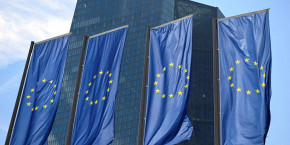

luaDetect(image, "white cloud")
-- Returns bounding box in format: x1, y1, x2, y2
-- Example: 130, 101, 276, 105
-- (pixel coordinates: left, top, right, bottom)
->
0, 0, 76, 69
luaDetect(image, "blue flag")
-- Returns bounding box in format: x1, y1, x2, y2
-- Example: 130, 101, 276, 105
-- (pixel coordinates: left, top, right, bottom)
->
10, 34, 70, 145
218, 11, 271, 145
71, 26, 128, 145
144, 17, 193, 145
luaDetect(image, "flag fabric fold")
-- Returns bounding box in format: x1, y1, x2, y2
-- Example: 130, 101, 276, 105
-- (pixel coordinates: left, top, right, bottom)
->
218, 11, 271, 145
10, 35, 70, 145
144, 17, 193, 145
71, 27, 128, 145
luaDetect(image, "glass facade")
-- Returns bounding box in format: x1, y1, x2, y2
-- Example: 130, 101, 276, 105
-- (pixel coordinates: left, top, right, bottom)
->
47, 0, 224, 145
174, 0, 224, 145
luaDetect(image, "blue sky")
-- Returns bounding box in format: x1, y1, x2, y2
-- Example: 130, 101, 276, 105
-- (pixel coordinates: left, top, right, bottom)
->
0, 0, 289, 144
0, 0, 76, 144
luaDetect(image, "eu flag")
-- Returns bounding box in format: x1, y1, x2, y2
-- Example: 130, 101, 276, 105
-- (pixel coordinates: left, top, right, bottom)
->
10, 34, 70, 145
218, 11, 271, 145
71, 26, 128, 145
144, 16, 193, 145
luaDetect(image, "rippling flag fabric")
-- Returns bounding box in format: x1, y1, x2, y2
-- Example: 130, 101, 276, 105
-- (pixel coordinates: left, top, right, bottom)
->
71, 26, 127, 145
10, 34, 70, 145
144, 16, 193, 145
218, 11, 271, 145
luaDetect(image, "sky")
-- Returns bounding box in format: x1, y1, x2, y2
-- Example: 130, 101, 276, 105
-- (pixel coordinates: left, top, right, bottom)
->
0, 0, 76, 144
0, 0, 289, 144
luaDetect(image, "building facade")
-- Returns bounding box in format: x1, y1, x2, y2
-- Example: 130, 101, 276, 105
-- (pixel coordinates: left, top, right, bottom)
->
47, 0, 224, 145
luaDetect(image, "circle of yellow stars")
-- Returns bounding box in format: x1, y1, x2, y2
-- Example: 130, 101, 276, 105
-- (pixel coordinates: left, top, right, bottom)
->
153, 62, 190, 99
85, 70, 113, 106
26, 78, 57, 111
227, 58, 267, 96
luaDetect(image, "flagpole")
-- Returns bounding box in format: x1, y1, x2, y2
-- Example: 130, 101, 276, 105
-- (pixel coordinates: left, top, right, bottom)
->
65, 35, 88, 145
5, 41, 35, 145
137, 26, 151, 145
217, 9, 269, 22
213, 17, 221, 145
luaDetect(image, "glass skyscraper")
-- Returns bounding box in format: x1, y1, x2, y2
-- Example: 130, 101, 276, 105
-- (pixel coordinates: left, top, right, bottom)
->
47, 0, 224, 145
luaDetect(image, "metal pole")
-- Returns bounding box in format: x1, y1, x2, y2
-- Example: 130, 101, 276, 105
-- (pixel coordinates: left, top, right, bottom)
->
137, 26, 151, 145
213, 17, 221, 145
5, 41, 35, 145
65, 36, 88, 145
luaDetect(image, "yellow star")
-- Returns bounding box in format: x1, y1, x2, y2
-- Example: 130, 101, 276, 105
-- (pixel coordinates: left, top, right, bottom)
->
26, 95, 31, 99
235, 60, 240, 64
35, 106, 38, 110
169, 63, 174, 67
106, 71, 109, 74
178, 65, 182, 69
155, 89, 160, 93
109, 73, 112, 77
54, 85, 56, 88
27, 102, 31, 106
237, 88, 241, 92
253, 61, 258, 66
107, 88, 110, 92
93, 75, 96, 79
184, 69, 188, 73
102, 97, 106, 100
54, 91, 56, 95
43, 105, 47, 108
50, 99, 54, 103
169, 94, 173, 98
99, 71, 103, 75
42, 78, 46, 83
263, 73, 266, 78
256, 89, 260, 93
230, 83, 234, 87
154, 81, 158, 85
186, 76, 190, 80
261, 82, 266, 87
244, 58, 249, 62
246, 90, 251, 95
163, 67, 166, 71
162, 94, 165, 98
184, 84, 188, 88
109, 80, 113, 84
228, 76, 232, 80
90, 101, 93, 105
95, 100, 98, 104
157, 73, 160, 77
86, 90, 89, 94
88, 82, 91, 86
260, 66, 263, 70
31, 88, 35, 92
49, 80, 53, 83
85, 97, 89, 101
178, 91, 183, 95
37, 82, 38, 85
31, 108, 34, 111
229, 67, 234, 72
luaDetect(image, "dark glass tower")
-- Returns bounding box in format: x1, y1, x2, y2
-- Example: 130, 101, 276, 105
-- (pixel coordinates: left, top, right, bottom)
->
47, 0, 224, 145
174, 1, 224, 145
